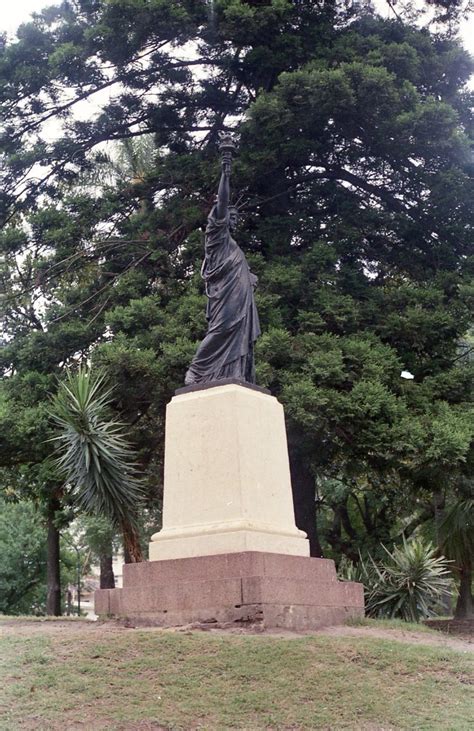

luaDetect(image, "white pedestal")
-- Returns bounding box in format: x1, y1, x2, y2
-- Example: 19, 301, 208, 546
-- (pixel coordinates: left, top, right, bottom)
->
149, 384, 309, 560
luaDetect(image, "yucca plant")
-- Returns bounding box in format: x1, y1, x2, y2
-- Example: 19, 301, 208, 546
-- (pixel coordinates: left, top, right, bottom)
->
439, 499, 474, 618
340, 538, 452, 622
49, 368, 146, 562
338, 553, 380, 589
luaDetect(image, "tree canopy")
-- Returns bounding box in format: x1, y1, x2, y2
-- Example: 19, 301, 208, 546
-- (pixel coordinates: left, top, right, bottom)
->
1, 1, 473, 587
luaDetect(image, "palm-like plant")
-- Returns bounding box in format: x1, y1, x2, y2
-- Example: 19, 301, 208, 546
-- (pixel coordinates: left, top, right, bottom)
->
369, 539, 452, 622
439, 499, 474, 619
340, 538, 452, 622
50, 368, 146, 562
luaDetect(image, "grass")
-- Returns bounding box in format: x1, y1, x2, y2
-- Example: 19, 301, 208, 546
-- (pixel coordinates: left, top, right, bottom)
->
0, 623, 472, 730
345, 616, 435, 632
0, 614, 89, 622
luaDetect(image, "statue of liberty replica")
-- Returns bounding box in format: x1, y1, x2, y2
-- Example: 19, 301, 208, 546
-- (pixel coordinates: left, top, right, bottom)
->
98, 138, 364, 633
185, 133, 261, 386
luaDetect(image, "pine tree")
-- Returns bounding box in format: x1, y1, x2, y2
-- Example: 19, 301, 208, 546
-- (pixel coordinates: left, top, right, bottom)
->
1, 2, 472, 589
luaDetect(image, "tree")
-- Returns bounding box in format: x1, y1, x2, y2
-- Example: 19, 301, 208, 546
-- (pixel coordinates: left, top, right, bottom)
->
0, 376, 69, 616
379, 0, 473, 30
78, 515, 118, 589
439, 495, 474, 618
0, 497, 75, 615
1, 1, 473, 574
0, 498, 47, 614
50, 368, 147, 562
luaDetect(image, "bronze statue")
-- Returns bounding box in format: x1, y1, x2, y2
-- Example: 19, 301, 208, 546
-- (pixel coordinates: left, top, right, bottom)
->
184, 133, 261, 386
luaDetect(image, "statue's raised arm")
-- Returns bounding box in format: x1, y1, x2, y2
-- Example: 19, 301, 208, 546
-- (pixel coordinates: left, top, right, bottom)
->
215, 131, 235, 220
216, 132, 236, 219
184, 133, 261, 387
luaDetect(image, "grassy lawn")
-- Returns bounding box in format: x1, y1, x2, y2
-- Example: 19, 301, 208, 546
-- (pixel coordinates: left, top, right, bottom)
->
0, 622, 472, 730
345, 616, 435, 632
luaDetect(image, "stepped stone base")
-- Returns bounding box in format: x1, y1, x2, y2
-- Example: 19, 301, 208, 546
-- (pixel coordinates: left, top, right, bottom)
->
94, 552, 364, 631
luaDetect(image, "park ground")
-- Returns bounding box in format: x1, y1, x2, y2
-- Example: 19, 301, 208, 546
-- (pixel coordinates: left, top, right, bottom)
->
0, 617, 472, 731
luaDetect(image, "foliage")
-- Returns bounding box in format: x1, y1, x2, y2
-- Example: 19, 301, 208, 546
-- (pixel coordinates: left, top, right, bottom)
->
0, 0, 473, 567
439, 498, 474, 571
0, 499, 47, 615
49, 368, 145, 525
340, 537, 452, 622
0, 498, 75, 615
75, 514, 119, 562
439, 496, 474, 618
49, 368, 146, 562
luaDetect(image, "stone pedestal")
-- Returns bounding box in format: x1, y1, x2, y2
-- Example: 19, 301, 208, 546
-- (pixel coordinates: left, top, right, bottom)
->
95, 382, 364, 630
149, 383, 309, 560
95, 551, 364, 630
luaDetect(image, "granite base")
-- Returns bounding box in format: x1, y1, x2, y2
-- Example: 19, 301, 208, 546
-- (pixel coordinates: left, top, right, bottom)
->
95, 551, 364, 631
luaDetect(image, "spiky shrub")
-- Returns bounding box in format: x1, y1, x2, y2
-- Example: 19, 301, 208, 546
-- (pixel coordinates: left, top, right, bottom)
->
49, 368, 146, 561
340, 538, 452, 622
338, 554, 379, 588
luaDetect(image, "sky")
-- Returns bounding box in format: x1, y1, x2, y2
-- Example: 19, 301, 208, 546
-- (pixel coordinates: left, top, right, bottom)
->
1, 0, 53, 37
2, 0, 473, 52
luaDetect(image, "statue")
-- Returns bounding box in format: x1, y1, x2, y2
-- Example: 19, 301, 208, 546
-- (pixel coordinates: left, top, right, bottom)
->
184, 133, 261, 386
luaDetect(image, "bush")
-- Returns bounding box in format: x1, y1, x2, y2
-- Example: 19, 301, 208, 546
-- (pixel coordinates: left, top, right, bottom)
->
0, 500, 47, 615
339, 537, 452, 622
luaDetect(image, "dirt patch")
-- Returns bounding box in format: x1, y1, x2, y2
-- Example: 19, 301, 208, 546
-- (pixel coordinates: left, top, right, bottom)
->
424, 617, 474, 637
316, 624, 473, 653
0, 617, 472, 653
0, 619, 121, 637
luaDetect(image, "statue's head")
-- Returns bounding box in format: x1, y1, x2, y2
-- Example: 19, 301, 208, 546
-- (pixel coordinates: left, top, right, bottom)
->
229, 206, 239, 231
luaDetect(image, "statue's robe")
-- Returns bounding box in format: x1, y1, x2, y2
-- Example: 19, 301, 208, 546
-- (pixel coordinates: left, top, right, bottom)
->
185, 208, 260, 385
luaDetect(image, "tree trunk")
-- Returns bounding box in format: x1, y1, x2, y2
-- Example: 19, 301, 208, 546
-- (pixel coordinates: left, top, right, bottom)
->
432, 489, 452, 615
325, 504, 359, 564
289, 449, 323, 558
455, 568, 473, 619
46, 498, 61, 616
99, 550, 115, 589
433, 490, 445, 548
121, 520, 144, 563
